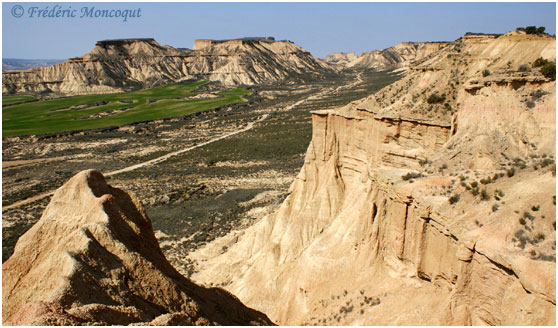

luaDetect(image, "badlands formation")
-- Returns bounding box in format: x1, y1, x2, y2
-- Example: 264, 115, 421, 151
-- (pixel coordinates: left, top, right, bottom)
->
2, 37, 333, 96
2, 170, 272, 325
192, 32, 556, 325
2, 32, 556, 326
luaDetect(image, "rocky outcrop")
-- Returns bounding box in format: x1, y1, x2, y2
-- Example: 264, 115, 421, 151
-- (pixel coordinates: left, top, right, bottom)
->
2, 170, 273, 326
191, 32, 556, 325
2, 37, 333, 95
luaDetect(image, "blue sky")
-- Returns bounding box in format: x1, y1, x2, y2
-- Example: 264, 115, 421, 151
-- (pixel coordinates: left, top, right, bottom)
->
2, 2, 556, 59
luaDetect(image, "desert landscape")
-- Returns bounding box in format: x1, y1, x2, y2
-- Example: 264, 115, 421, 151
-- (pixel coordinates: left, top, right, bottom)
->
2, 3, 556, 326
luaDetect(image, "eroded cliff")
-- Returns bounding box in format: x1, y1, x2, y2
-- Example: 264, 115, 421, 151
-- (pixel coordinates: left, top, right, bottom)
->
191, 32, 556, 325
2, 170, 273, 326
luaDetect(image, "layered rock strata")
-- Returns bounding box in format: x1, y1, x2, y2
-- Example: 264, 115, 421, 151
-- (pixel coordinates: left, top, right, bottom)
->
192, 32, 556, 325
2, 38, 333, 95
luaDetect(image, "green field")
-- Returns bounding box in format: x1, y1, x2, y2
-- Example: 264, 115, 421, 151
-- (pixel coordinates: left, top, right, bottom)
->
2, 81, 250, 136
2, 95, 38, 106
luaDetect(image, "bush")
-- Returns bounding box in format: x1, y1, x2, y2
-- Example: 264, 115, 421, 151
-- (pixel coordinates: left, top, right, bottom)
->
480, 189, 490, 201
519, 218, 526, 225
507, 168, 515, 177
532, 89, 548, 99
521, 25, 546, 35
533, 57, 549, 68
492, 204, 499, 212
449, 194, 460, 204
534, 233, 545, 243
427, 93, 446, 104
525, 99, 536, 108
524, 211, 535, 221
482, 69, 491, 77
518, 64, 530, 72
531, 205, 540, 211
541, 62, 556, 80
402, 172, 422, 181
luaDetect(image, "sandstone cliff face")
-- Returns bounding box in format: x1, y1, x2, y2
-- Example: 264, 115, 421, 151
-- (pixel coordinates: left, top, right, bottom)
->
2, 38, 333, 95
324, 42, 448, 70
2, 170, 273, 326
191, 33, 556, 325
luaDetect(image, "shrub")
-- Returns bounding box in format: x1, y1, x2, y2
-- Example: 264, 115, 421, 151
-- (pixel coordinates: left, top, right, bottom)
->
525, 99, 536, 108
470, 181, 478, 188
531, 205, 540, 211
524, 211, 535, 221
449, 194, 460, 204
540, 158, 555, 168
507, 168, 515, 177
402, 172, 422, 181
533, 57, 549, 68
480, 189, 490, 201
480, 177, 492, 184
494, 189, 505, 200
482, 69, 491, 77
532, 89, 548, 99
534, 233, 545, 243
471, 187, 479, 196
522, 25, 546, 35
519, 218, 526, 225
518, 64, 530, 72
492, 204, 499, 212
541, 62, 556, 80
427, 93, 446, 104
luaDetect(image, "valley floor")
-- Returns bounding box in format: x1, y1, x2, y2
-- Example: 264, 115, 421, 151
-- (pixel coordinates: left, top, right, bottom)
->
2, 69, 402, 270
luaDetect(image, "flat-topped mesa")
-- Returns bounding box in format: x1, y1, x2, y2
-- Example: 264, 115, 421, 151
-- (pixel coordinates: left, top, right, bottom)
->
95, 38, 157, 47
3, 36, 331, 95
193, 37, 276, 50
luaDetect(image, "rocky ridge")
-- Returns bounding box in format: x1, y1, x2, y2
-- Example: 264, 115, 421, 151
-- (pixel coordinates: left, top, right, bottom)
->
2, 38, 333, 96
191, 32, 556, 325
2, 169, 273, 326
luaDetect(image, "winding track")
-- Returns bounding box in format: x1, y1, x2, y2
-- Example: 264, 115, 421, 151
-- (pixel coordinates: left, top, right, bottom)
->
3, 75, 364, 211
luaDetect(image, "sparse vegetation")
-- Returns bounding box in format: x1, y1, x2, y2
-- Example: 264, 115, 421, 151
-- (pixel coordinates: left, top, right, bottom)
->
482, 69, 491, 77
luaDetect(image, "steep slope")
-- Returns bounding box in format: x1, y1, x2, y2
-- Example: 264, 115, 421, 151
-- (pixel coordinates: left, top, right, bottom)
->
2, 169, 273, 326
2, 38, 333, 96
324, 42, 448, 70
191, 33, 556, 325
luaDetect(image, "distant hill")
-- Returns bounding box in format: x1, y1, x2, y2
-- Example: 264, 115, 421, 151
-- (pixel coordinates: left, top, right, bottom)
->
2, 58, 65, 71
2, 38, 334, 96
